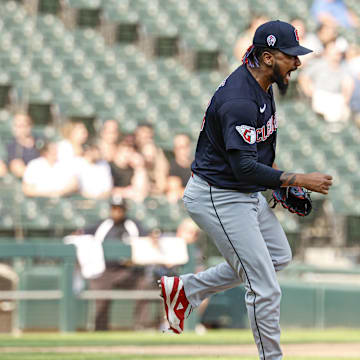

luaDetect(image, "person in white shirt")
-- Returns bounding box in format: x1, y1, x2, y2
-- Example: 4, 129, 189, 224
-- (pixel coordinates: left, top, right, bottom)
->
22, 142, 78, 198
57, 121, 88, 164
75, 142, 113, 199
298, 40, 353, 127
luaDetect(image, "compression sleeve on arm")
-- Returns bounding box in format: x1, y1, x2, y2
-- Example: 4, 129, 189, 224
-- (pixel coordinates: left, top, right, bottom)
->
228, 149, 283, 189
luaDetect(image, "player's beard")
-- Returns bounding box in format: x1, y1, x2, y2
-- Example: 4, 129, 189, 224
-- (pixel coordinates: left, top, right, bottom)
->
272, 63, 289, 96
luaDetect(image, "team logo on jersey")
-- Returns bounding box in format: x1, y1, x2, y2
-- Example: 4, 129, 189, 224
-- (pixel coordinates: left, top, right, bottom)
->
267, 35, 276, 47
294, 28, 299, 42
236, 113, 278, 145
236, 125, 256, 144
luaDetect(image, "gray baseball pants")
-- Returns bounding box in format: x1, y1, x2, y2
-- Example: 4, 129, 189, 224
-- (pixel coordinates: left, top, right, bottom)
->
181, 173, 292, 360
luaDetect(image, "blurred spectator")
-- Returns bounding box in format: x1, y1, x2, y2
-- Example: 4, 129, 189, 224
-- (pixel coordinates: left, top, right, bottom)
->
290, 20, 339, 64
22, 142, 78, 198
169, 133, 192, 187
298, 40, 353, 127
141, 142, 169, 195
134, 123, 169, 195
81, 195, 153, 331
97, 119, 121, 163
290, 18, 323, 65
58, 121, 88, 164
6, 113, 41, 178
75, 142, 113, 199
134, 123, 155, 148
165, 176, 184, 204
233, 15, 269, 62
301, 24, 338, 62
315, 22, 338, 49
110, 141, 149, 202
311, 0, 359, 28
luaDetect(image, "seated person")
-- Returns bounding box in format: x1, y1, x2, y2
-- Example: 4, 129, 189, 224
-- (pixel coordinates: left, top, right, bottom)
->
110, 140, 149, 202
134, 123, 169, 195
169, 133, 193, 187
298, 40, 353, 127
22, 142, 78, 198
97, 119, 121, 163
57, 121, 88, 164
7, 113, 41, 178
75, 142, 113, 199
141, 142, 169, 195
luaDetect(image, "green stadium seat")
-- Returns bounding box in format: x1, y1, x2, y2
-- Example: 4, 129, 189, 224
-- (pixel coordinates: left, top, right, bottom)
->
76, 8, 101, 28
154, 34, 179, 57
57, 97, 95, 119
67, 0, 101, 8
28, 102, 53, 126
38, 0, 61, 14
0, 82, 11, 108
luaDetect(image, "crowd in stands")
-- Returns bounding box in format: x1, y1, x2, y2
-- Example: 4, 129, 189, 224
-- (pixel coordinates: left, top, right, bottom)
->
0, 112, 192, 204
1, 0, 359, 201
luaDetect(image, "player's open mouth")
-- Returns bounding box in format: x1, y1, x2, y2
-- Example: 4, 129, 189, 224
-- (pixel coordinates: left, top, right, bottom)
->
285, 68, 297, 81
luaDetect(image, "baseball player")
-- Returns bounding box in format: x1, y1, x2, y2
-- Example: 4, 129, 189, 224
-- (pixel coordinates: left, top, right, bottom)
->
159, 20, 333, 360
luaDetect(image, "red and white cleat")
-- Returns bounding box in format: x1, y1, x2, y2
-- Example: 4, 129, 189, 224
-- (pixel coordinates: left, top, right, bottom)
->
158, 276, 192, 334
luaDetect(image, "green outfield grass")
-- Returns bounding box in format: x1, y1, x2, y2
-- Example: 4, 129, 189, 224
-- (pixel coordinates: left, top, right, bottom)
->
1, 355, 360, 360
2, 329, 360, 360
0, 328, 359, 347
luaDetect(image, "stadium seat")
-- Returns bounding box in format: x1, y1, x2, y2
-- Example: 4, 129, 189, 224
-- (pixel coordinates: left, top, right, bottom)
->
38, 0, 61, 15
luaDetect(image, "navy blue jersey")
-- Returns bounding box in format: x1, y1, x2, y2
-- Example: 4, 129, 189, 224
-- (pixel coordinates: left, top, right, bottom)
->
191, 64, 278, 192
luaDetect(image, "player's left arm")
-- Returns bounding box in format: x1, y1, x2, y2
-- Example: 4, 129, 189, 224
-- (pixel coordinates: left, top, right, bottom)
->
228, 150, 284, 189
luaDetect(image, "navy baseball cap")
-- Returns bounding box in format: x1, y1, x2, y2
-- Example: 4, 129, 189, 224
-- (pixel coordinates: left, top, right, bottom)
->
253, 20, 312, 56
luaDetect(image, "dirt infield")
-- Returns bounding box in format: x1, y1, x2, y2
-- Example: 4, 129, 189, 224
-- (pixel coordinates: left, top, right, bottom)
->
2, 343, 360, 357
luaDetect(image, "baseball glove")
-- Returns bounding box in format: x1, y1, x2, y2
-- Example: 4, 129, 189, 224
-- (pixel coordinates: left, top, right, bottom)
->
271, 186, 312, 216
